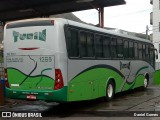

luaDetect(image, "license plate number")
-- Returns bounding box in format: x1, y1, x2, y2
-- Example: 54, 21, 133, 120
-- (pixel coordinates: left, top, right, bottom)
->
27, 95, 36, 100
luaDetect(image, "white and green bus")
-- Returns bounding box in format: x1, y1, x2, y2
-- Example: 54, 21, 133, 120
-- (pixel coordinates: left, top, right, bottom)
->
3, 18, 155, 102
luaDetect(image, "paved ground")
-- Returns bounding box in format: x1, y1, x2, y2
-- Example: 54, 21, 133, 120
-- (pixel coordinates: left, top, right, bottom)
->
1, 85, 160, 119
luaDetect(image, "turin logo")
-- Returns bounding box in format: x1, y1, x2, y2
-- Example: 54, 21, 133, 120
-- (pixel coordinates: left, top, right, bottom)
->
13, 29, 46, 42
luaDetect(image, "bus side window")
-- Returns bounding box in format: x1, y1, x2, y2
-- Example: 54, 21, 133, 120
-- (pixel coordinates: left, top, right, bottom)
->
80, 31, 87, 57
124, 40, 129, 59
111, 38, 117, 58
87, 33, 94, 57
68, 29, 79, 57
117, 39, 123, 58
80, 31, 94, 58
134, 42, 138, 59
95, 35, 104, 58
142, 44, 146, 60
149, 45, 155, 67
129, 41, 134, 59
146, 45, 149, 61
138, 43, 142, 60
103, 37, 111, 58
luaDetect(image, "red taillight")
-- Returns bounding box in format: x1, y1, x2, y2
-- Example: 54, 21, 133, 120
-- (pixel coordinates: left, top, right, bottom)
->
54, 69, 64, 90
4, 68, 10, 88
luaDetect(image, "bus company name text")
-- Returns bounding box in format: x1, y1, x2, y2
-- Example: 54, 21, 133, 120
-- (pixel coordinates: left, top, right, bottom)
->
13, 29, 46, 42
120, 61, 131, 70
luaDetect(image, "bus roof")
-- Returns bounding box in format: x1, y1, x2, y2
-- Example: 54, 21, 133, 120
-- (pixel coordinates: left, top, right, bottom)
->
5, 18, 152, 44
66, 19, 152, 44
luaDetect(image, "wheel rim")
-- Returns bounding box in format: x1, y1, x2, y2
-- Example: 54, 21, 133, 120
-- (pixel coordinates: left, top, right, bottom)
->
144, 78, 148, 88
107, 84, 113, 98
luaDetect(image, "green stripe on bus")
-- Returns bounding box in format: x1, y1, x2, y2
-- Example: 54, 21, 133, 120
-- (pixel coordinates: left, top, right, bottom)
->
67, 67, 145, 102
7, 68, 54, 90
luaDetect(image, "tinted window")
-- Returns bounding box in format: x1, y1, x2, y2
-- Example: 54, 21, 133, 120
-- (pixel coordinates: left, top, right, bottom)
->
68, 29, 79, 57
134, 42, 138, 59
80, 32, 87, 57
80, 32, 94, 57
129, 41, 134, 58
142, 44, 146, 60
96, 35, 103, 58
103, 37, 111, 58
138, 43, 142, 59
87, 33, 94, 57
146, 45, 149, 61
111, 38, 117, 58
149, 45, 155, 67
124, 41, 129, 58
117, 39, 123, 58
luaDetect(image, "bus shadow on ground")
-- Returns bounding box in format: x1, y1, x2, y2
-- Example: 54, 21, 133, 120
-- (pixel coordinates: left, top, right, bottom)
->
42, 88, 148, 117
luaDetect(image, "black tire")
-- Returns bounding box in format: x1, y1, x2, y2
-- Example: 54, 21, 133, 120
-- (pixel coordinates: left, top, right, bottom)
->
143, 76, 149, 90
105, 80, 115, 101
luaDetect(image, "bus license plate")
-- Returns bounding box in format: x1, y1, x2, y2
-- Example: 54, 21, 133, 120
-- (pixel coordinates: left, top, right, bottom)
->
27, 95, 36, 100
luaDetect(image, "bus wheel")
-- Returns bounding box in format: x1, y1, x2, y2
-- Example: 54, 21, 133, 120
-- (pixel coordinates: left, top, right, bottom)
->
143, 77, 148, 89
105, 80, 115, 101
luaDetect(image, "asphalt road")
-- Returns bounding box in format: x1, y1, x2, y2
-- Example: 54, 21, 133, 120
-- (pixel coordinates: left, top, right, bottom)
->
1, 85, 160, 119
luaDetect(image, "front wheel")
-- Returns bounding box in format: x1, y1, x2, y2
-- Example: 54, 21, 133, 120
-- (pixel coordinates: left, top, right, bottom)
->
105, 80, 115, 101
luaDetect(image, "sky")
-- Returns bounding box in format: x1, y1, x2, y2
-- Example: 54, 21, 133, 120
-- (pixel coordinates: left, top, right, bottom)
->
73, 0, 152, 33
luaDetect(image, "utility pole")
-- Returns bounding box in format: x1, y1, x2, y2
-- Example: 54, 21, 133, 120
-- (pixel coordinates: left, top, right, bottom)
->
98, 7, 104, 28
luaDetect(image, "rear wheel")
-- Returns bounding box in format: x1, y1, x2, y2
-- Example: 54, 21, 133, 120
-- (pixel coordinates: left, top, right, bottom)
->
105, 80, 115, 101
143, 77, 149, 90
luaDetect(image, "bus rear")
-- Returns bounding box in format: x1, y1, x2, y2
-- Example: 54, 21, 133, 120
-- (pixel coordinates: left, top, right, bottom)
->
3, 19, 67, 102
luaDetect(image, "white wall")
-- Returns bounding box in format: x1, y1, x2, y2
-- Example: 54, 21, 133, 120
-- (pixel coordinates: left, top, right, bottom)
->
153, 0, 160, 63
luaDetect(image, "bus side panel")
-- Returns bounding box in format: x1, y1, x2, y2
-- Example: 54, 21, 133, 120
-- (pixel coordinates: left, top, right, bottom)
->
67, 60, 125, 102
67, 60, 155, 102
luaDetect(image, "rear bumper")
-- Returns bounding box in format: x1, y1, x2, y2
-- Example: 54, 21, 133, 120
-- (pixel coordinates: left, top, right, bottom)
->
5, 86, 68, 102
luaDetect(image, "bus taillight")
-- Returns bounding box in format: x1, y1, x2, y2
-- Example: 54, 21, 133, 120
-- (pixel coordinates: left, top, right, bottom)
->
4, 68, 10, 88
54, 69, 64, 90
